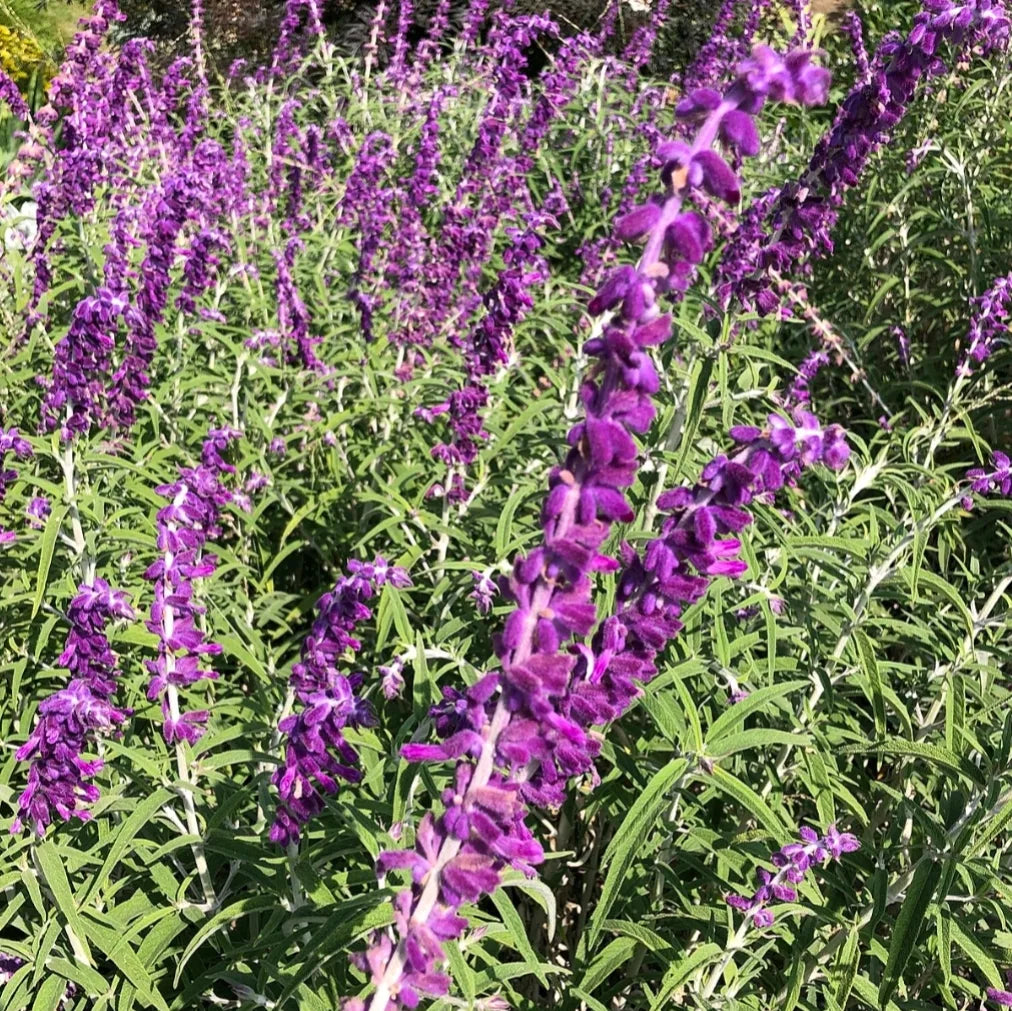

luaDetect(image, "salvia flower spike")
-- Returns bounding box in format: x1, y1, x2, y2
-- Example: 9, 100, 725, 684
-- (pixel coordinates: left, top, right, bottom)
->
145, 427, 240, 745
726, 825, 860, 928
348, 45, 833, 1011
270, 557, 411, 846
14, 579, 134, 835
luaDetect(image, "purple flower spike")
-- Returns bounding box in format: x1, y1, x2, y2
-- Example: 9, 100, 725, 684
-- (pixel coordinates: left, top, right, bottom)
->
145, 427, 242, 745
959, 273, 1012, 377
0, 68, 28, 121
470, 571, 498, 615
726, 824, 859, 928
349, 44, 834, 1010
988, 988, 1012, 1007
14, 580, 135, 835
719, 0, 1012, 316
271, 557, 411, 845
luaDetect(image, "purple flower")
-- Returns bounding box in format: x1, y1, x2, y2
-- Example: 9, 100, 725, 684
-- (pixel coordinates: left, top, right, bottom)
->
988, 988, 1012, 1007
145, 427, 241, 745
726, 824, 860, 927
966, 452, 1012, 499
350, 45, 834, 1010
959, 273, 1012, 377
470, 571, 498, 615
271, 557, 411, 845
718, 0, 1011, 316
25, 497, 50, 529
784, 349, 830, 409
14, 579, 134, 835
380, 656, 407, 700
0, 68, 28, 120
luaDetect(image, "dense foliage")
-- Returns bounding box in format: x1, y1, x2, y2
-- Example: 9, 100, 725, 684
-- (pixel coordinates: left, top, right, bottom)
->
1, 0, 1011, 1009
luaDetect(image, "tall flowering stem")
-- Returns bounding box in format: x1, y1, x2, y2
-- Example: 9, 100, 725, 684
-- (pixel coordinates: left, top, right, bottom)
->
13, 580, 134, 835
144, 426, 240, 907
718, 0, 1011, 316
270, 557, 411, 847
725, 825, 860, 929
702, 825, 861, 1000
350, 47, 833, 1011
959, 272, 1012, 377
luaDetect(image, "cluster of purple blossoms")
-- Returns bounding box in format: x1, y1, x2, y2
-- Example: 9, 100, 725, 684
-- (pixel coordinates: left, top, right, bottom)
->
963, 452, 1012, 508
26, 495, 51, 529
0, 69, 28, 121
425, 203, 561, 501
14, 579, 135, 835
959, 272, 1012, 377
726, 825, 860, 927
347, 46, 839, 1011
271, 557, 411, 846
145, 427, 241, 745
988, 981, 1012, 1006
470, 571, 498, 615
718, 0, 1011, 316
681, 0, 769, 93
783, 348, 830, 409
0, 427, 32, 543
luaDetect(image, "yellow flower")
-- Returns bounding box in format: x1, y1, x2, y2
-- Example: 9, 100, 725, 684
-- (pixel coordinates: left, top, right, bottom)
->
0, 22, 51, 91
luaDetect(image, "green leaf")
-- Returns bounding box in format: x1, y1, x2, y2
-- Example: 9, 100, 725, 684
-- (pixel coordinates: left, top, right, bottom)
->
579, 936, 638, 995
845, 740, 984, 787
854, 629, 886, 740
936, 911, 951, 984
79, 914, 169, 1011
706, 728, 810, 759
84, 788, 175, 904
490, 888, 548, 985
948, 916, 1002, 988
833, 925, 861, 1007
173, 896, 281, 986
708, 767, 790, 840
649, 943, 721, 1009
33, 975, 67, 1011
32, 503, 68, 618
968, 793, 1012, 858
670, 355, 714, 484
35, 841, 92, 966
879, 859, 944, 1005
586, 758, 688, 951
705, 681, 808, 744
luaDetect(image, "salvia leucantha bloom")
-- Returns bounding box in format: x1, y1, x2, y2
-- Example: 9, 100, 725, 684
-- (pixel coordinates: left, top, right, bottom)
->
0, 69, 28, 121
0, 427, 32, 543
145, 427, 240, 746
988, 979, 1012, 1006
726, 825, 860, 928
960, 272, 1012, 377
963, 452, 1012, 508
14, 579, 135, 835
270, 557, 411, 846
718, 0, 1011, 316
347, 46, 835, 1011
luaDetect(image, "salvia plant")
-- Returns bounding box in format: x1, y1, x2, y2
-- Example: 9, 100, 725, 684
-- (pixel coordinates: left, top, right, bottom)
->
0, 0, 1011, 1009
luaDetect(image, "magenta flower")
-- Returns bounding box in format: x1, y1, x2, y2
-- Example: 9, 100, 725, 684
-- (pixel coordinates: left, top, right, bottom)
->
966, 452, 1012, 499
